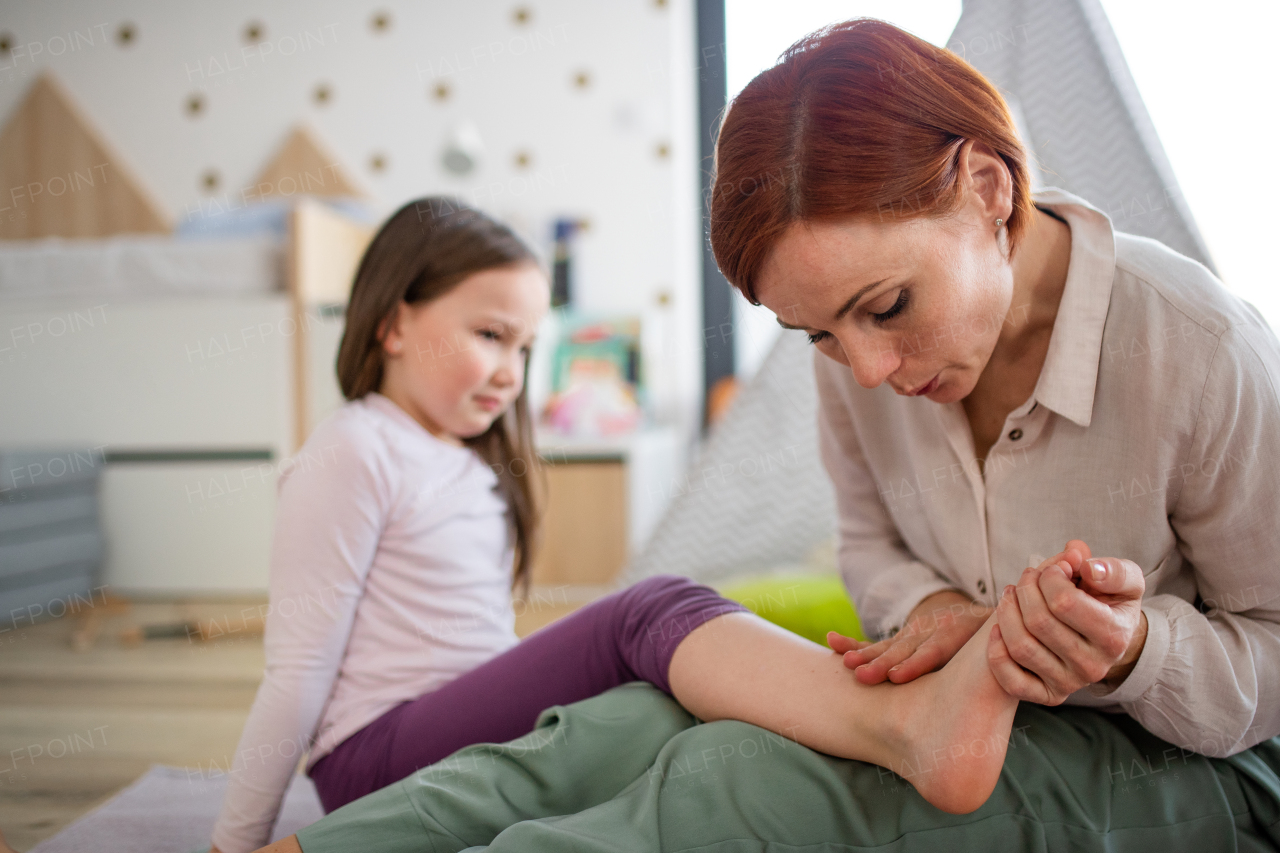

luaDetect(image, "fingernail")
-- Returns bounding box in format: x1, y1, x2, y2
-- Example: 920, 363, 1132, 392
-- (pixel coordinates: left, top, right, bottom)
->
1090, 559, 1107, 580
889, 666, 900, 673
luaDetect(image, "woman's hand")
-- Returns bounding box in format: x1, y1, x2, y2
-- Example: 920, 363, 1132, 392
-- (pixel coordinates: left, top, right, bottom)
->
988, 539, 1148, 705
827, 543, 1092, 685
828, 589, 994, 684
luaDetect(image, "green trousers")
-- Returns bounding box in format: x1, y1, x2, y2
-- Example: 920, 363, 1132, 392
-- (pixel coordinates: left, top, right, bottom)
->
295, 682, 1280, 852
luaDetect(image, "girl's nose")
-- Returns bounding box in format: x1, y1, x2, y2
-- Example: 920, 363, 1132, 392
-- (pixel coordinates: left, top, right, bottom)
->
491, 358, 520, 389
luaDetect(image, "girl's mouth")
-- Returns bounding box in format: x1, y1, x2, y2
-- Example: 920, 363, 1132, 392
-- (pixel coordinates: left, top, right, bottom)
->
474, 395, 502, 412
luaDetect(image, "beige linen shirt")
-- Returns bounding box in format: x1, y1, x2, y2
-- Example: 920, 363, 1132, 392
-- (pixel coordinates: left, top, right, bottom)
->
816, 187, 1280, 758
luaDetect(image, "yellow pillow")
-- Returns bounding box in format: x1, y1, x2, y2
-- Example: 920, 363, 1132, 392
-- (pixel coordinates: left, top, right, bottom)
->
717, 573, 867, 646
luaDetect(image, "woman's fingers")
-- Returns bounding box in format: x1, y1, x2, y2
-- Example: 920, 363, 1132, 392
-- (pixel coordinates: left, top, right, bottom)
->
833, 636, 885, 669
1016, 566, 1090, 652
1077, 556, 1146, 602
1035, 564, 1114, 638
884, 639, 947, 683
1063, 539, 1093, 564
827, 631, 858, 654
995, 583, 1072, 695
987, 623, 1052, 704
849, 637, 919, 684
1042, 557, 1144, 665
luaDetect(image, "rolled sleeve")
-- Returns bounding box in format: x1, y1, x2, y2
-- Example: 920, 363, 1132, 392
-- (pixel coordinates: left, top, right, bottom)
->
1084, 598, 1173, 704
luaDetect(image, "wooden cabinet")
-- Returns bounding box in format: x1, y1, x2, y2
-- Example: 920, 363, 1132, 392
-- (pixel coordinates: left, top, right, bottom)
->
531, 460, 628, 586
530, 428, 682, 588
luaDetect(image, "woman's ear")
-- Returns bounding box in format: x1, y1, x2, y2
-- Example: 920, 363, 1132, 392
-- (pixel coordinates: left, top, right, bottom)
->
957, 140, 1012, 225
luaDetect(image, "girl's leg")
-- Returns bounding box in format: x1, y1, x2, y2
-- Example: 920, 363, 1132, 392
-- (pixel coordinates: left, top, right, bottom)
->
668, 608, 1017, 814
309, 575, 746, 811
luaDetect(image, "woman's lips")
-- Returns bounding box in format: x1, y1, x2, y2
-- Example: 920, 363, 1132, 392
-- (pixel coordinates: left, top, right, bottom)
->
910, 374, 940, 396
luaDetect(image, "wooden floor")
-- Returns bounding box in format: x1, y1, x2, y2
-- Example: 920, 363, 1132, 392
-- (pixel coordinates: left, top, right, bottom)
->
0, 588, 595, 851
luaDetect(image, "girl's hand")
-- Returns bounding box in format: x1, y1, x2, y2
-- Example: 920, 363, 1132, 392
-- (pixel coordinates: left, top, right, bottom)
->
987, 539, 1148, 705
828, 589, 994, 684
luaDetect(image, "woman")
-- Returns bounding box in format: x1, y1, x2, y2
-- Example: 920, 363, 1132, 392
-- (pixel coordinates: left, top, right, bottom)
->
249, 18, 1280, 852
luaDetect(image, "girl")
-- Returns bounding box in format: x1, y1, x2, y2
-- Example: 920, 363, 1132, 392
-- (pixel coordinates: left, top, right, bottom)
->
210, 200, 753, 852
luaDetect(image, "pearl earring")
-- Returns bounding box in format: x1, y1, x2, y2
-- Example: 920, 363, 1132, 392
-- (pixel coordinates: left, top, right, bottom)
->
391, 341, 402, 352
994, 218, 1004, 227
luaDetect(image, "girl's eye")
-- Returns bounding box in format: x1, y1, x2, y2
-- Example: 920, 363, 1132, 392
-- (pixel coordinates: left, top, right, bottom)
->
477, 328, 501, 341
806, 330, 832, 345
870, 290, 908, 325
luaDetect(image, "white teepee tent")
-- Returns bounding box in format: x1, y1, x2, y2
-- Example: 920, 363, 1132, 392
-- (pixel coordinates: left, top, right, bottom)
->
624, 0, 1212, 585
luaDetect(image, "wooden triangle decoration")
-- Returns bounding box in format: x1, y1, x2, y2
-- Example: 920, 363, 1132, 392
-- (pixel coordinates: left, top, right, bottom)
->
0, 73, 170, 239
252, 124, 365, 199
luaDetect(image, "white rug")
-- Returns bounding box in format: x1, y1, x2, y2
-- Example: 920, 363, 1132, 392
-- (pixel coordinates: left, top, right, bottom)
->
30, 765, 324, 853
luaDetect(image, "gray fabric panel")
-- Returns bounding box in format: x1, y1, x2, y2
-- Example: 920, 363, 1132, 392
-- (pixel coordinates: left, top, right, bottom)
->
0, 567, 97, 629
0, 489, 98, 536
0, 528, 104, 582
624, 331, 836, 583
0, 448, 103, 625
949, 0, 1214, 268
0, 448, 106, 492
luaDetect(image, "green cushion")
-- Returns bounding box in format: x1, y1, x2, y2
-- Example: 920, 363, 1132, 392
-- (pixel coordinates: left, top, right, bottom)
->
716, 573, 867, 645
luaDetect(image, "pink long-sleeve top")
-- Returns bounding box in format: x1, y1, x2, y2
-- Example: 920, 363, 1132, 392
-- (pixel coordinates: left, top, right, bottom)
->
211, 392, 518, 853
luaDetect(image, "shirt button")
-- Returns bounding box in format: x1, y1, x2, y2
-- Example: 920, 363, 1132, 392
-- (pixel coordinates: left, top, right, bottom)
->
977, 580, 987, 594
1008, 428, 1024, 441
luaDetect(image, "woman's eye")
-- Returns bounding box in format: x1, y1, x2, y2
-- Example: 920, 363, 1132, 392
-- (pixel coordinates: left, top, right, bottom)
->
806, 330, 832, 345
870, 291, 908, 325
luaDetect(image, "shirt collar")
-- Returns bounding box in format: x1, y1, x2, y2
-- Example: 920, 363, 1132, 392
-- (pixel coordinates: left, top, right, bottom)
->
1026, 187, 1117, 428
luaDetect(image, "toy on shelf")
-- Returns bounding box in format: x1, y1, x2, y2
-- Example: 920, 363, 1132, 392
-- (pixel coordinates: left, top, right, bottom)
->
541, 316, 643, 437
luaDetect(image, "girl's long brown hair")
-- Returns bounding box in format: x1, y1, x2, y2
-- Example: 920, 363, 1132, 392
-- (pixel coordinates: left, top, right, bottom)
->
337, 197, 542, 594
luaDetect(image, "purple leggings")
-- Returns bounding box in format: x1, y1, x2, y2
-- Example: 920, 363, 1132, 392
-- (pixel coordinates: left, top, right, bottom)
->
307, 574, 747, 812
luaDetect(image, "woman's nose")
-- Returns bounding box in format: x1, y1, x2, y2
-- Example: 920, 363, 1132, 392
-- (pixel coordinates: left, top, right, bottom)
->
844, 338, 901, 390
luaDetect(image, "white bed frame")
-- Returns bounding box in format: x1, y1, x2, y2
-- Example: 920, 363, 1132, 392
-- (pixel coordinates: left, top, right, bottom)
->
0, 199, 374, 595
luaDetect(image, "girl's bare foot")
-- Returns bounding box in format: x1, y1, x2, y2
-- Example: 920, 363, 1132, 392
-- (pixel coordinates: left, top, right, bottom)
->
876, 613, 1018, 814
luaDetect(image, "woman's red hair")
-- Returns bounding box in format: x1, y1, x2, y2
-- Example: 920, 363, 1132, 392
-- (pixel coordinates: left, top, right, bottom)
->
710, 18, 1034, 304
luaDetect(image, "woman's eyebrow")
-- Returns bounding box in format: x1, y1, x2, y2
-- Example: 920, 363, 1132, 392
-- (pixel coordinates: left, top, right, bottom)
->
774, 278, 888, 330
834, 278, 888, 320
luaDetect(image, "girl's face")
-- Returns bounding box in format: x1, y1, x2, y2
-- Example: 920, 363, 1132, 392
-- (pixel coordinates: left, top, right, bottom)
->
379, 263, 550, 443
752, 153, 1014, 404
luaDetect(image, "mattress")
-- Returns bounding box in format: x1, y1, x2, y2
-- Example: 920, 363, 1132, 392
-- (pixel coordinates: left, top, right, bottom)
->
0, 234, 283, 299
